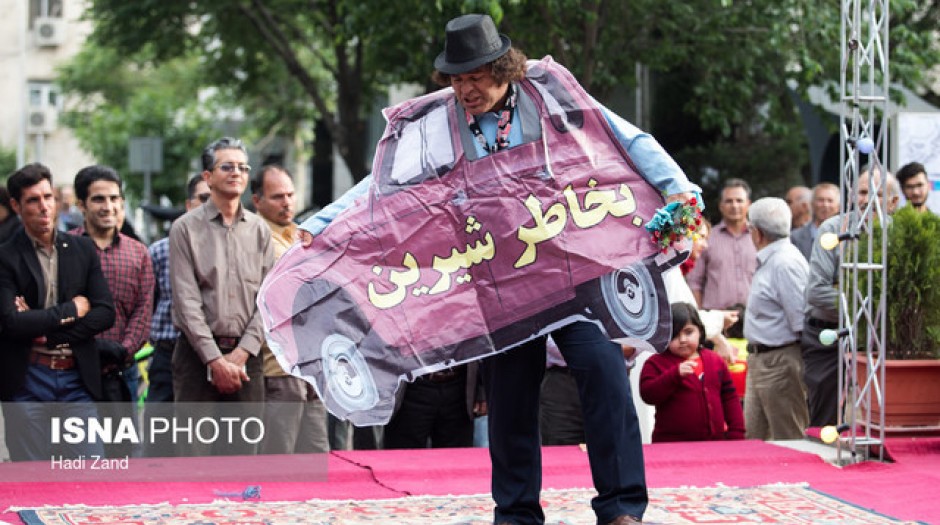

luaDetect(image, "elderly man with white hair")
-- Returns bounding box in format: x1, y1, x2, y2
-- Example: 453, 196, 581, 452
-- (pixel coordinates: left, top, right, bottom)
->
743, 197, 810, 440
802, 169, 899, 428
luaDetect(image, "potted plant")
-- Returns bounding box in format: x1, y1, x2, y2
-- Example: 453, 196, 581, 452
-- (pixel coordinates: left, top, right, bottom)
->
854, 206, 940, 432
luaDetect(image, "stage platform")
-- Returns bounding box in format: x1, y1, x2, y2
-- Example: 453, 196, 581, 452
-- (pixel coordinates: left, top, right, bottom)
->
1, 437, 938, 523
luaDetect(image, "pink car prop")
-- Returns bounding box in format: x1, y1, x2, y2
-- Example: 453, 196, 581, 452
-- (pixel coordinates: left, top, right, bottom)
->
258, 57, 686, 425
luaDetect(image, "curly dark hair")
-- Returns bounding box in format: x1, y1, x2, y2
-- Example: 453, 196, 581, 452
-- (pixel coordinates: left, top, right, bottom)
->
431, 47, 528, 87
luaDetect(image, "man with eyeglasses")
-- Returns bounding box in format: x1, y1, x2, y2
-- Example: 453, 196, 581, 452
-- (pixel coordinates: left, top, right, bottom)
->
294, 14, 699, 525
169, 137, 274, 456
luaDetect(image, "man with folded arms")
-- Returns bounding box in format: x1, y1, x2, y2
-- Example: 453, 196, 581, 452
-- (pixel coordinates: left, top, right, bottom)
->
0, 163, 115, 461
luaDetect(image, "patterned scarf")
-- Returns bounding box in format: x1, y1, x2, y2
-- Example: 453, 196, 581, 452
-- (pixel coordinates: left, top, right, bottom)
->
464, 83, 517, 154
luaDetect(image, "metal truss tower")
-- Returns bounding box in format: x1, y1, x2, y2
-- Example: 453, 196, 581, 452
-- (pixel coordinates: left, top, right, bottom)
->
835, 0, 890, 463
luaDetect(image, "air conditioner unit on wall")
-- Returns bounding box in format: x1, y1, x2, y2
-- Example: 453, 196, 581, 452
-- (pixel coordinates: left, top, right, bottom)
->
26, 106, 58, 134
34, 17, 66, 47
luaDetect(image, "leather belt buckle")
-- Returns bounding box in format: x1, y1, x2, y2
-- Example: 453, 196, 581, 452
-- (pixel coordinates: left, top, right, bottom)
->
31, 352, 76, 370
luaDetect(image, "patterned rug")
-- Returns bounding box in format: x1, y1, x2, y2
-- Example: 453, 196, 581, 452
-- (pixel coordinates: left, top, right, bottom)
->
13, 484, 924, 524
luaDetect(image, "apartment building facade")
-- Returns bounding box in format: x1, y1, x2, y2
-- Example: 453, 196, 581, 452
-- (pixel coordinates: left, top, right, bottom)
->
0, 0, 96, 180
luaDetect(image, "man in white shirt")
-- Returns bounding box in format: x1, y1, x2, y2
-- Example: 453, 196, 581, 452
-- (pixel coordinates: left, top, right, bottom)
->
743, 197, 809, 440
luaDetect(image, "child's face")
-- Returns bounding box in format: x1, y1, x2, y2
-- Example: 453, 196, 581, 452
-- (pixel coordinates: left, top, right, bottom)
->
668, 321, 701, 359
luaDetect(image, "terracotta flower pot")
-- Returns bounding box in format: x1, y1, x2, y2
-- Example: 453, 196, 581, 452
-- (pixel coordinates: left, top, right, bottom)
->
856, 356, 940, 433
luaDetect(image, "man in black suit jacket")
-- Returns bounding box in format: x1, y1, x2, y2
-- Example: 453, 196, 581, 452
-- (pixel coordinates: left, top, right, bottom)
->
0, 163, 115, 461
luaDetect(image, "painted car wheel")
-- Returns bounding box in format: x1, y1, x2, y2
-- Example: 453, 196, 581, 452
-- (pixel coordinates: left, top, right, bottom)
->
596, 263, 658, 340
321, 333, 379, 413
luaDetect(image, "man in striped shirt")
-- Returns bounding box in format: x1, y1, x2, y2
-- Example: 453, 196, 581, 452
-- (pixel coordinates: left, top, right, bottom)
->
147, 174, 209, 404
687, 178, 757, 310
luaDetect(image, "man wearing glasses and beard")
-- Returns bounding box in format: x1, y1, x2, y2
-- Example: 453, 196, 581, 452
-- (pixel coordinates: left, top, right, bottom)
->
169, 137, 275, 456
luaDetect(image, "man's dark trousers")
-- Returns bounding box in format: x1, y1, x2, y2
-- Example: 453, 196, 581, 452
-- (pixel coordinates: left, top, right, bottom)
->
484, 320, 647, 525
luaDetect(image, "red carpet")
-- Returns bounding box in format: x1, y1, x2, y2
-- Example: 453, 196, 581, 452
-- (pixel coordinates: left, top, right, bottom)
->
1, 438, 938, 523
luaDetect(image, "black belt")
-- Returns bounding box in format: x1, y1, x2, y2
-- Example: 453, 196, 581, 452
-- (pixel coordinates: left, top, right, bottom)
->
807, 317, 838, 330
747, 341, 799, 354
214, 336, 239, 350
419, 368, 461, 383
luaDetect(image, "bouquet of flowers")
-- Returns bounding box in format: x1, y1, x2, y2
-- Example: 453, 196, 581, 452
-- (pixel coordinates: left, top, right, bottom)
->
644, 197, 703, 253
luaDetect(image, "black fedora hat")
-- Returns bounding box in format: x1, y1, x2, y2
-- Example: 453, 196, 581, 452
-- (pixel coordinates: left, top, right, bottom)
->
434, 14, 511, 75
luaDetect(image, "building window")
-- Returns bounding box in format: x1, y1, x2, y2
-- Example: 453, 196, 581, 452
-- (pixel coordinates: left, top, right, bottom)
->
28, 82, 60, 110
29, 0, 63, 28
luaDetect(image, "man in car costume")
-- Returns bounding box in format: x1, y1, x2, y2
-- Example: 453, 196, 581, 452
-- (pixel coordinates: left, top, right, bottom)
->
261, 14, 701, 525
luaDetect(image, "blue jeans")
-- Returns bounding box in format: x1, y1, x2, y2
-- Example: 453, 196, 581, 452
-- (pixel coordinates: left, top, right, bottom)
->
146, 338, 176, 403
2, 363, 105, 461
484, 321, 647, 524
123, 360, 141, 403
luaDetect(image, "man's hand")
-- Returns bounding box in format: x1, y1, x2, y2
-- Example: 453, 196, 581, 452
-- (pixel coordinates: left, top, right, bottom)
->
208, 356, 249, 394
721, 310, 740, 329
299, 230, 314, 248
223, 347, 251, 368
666, 192, 696, 205
710, 333, 736, 364
621, 344, 637, 360
72, 295, 90, 317
666, 191, 704, 211
473, 400, 487, 417
14, 296, 29, 312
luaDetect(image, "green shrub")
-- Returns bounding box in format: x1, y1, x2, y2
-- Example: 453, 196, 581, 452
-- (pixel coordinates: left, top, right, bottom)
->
0, 144, 16, 178
885, 206, 940, 359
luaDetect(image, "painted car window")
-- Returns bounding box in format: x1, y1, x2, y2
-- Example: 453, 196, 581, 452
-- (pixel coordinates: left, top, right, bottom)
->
526, 61, 584, 132
379, 99, 456, 191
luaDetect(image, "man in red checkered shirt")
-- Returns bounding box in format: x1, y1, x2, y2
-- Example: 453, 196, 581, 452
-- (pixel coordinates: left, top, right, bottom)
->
72, 166, 154, 367
71, 165, 154, 456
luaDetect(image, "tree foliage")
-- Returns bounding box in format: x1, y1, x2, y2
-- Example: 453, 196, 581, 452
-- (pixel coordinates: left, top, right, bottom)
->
75, 0, 940, 192
82, 0, 470, 182
56, 45, 221, 204
500, 1, 939, 196
0, 144, 16, 180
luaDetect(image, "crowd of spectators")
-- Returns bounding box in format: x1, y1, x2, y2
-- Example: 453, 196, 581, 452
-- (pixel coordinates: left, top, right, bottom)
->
0, 142, 928, 463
